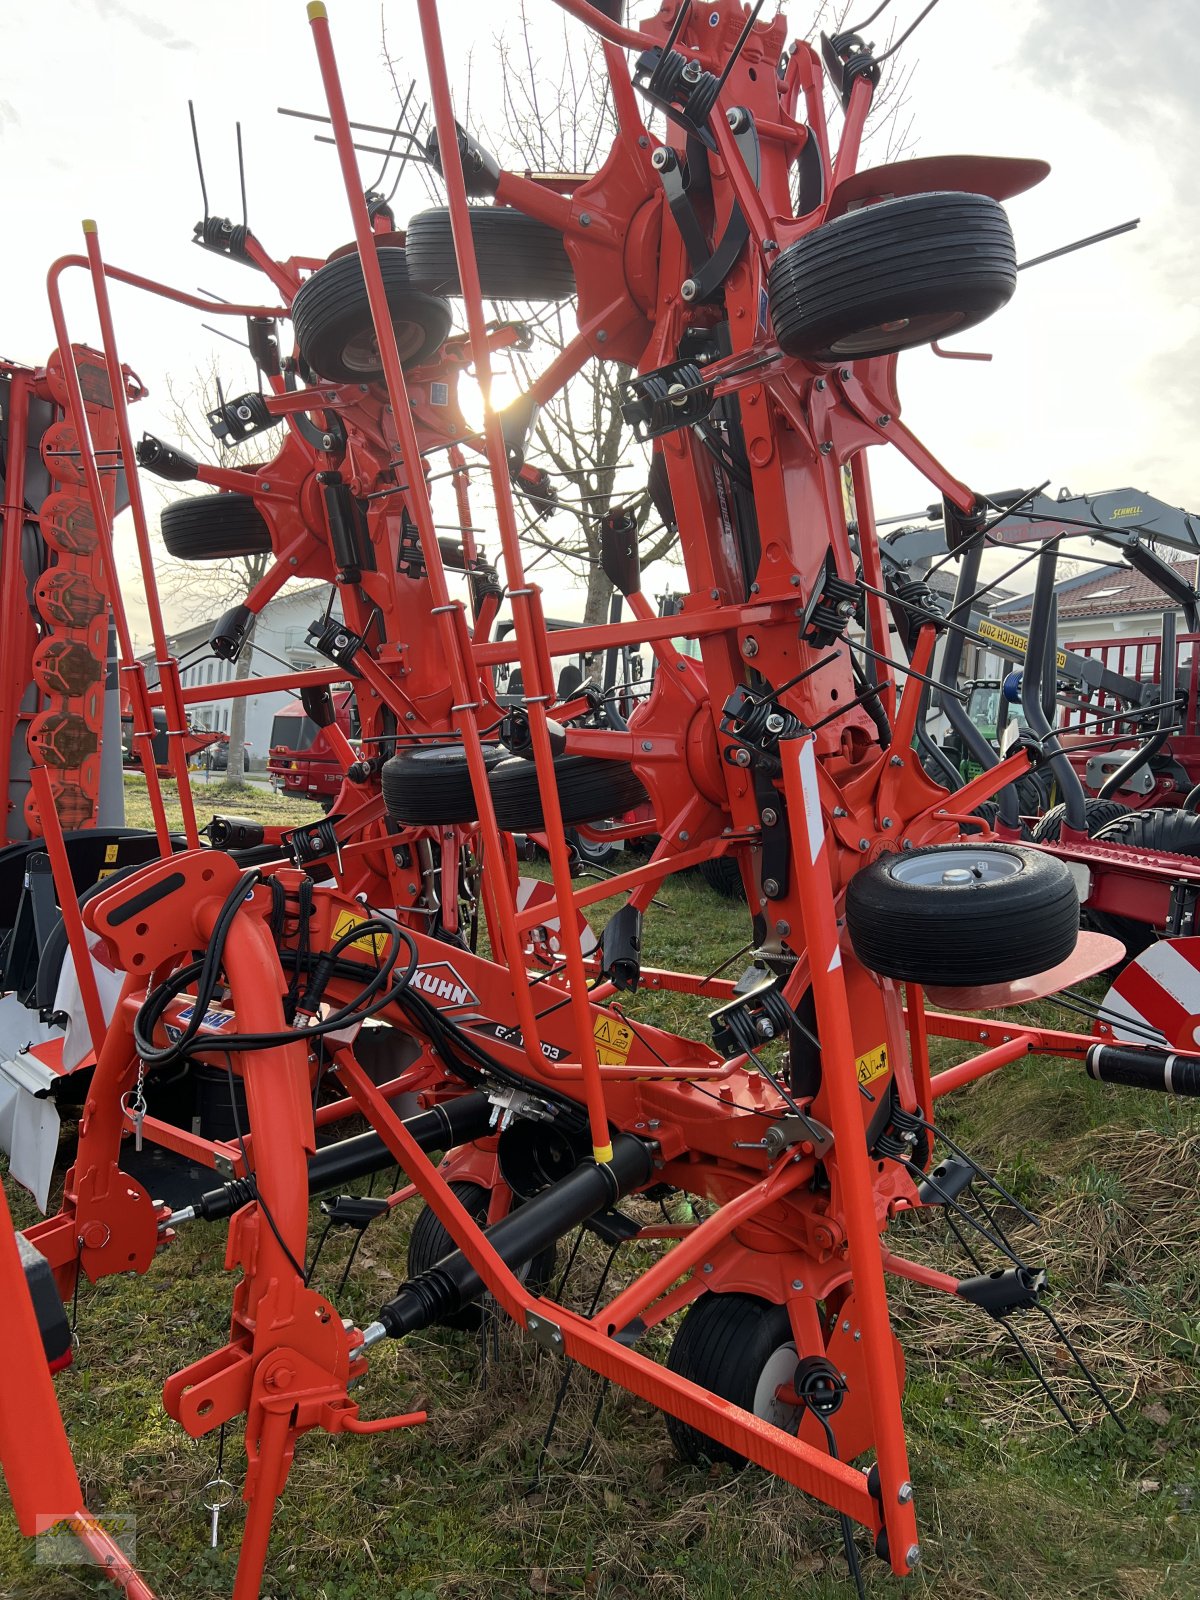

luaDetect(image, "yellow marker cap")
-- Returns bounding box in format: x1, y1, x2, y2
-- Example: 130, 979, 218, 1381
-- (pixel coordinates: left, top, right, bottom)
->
82, 219, 98, 234
593, 1142, 614, 1164
307, 2, 327, 18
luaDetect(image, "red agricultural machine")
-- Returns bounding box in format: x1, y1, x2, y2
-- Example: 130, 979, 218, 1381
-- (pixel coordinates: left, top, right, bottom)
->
266, 686, 357, 807
3, 3, 1199, 1597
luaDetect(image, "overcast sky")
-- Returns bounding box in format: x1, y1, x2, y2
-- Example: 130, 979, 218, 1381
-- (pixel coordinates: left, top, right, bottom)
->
1, 0, 1195, 644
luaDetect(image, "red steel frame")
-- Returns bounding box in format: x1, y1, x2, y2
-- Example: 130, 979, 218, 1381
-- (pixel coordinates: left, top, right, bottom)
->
2, 3, 1184, 1597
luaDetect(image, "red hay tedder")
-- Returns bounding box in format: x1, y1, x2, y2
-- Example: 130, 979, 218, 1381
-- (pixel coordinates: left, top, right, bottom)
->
2, 3, 1198, 1596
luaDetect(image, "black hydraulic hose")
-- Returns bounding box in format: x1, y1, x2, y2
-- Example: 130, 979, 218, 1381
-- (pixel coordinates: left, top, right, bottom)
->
1020, 547, 1086, 831
1099, 609, 1177, 800
186, 1092, 495, 1222
365, 1133, 654, 1341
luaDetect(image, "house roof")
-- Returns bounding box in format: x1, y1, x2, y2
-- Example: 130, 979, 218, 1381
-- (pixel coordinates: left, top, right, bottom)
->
994, 557, 1199, 625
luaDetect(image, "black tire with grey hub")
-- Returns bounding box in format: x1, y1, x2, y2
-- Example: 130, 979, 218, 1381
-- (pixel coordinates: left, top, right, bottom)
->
665, 1292, 799, 1468
844, 843, 1078, 986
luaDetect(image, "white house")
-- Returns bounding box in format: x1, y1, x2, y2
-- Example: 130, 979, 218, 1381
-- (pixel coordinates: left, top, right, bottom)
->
140, 585, 342, 763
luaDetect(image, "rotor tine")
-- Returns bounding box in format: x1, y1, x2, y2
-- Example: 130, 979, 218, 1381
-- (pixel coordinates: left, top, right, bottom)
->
923, 1120, 1042, 1228
942, 1208, 986, 1274
996, 1315, 1080, 1434
901, 1158, 1024, 1267
968, 1185, 1020, 1256
1033, 1302, 1127, 1433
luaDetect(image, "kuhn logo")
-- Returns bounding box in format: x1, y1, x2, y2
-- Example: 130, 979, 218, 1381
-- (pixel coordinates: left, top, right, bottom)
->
411, 962, 477, 1010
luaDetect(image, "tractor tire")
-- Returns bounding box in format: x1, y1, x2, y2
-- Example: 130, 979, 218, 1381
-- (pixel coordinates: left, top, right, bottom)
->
291, 245, 452, 381
1030, 798, 1127, 843
1087, 805, 1200, 957
406, 1180, 556, 1331
1016, 771, 1054, 819
665, 1292, 798, 1468
404, 207, 576, 301
844, 843, 1079, 986
488, 754, 649, 832
768, 191, 1016, 363
381, 742, 509, 825
698, 856, 746, 899
962, 799, 999, 836
159, 493, 272, 561
1092, 804, 1200, 858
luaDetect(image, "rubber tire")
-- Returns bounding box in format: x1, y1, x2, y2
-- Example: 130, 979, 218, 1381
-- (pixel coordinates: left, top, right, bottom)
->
489, 754, 649, 831
160, 493, 272, 561
381, 742, 509, 825
844, 843, 1079, 985
1030, 798, 1127, 843
962, 799, 1000, 836
665, 1292, 795, 1468
404, 207, 576, 301
698, 856, 746, 899
1090, 806, 1200, 955
1092, 804, 1200, 858
291, 247, 452, 381
406, 1180, 556, 1332
566, 827, 620, 868
768, 191, 1016, 362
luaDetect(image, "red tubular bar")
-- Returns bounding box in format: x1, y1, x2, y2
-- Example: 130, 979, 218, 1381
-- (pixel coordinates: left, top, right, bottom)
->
851, 450, 896, 722
547, 0, 651, 50
49, 253, 286, 322
780, 736, 919, 1572
830, 73, 873, 191
599, 1160, 810, 1333
28, 765, 106, 1053
881, 1249, 961, 1297
929, 1033, 1033, 1097
81, 223, 199, 848
412, 0, 616, 1161
71, 1519, 159, 1600
305, 0, 561, 1103
150, 665, 345, 709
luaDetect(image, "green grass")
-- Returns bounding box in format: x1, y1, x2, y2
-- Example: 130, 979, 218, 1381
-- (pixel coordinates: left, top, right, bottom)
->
121, 773, 324, 834
2, 861, 1198, 1599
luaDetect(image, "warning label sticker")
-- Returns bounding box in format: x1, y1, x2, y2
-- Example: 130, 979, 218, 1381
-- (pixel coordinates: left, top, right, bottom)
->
855, 1043, 889, 1089
593, 1013, 634, 1066
332, 909, 390, 957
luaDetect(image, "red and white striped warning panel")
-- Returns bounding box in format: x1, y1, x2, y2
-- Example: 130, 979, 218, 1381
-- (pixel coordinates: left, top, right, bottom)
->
1097, 937, 1200, 1050
516, 876, 598, 960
